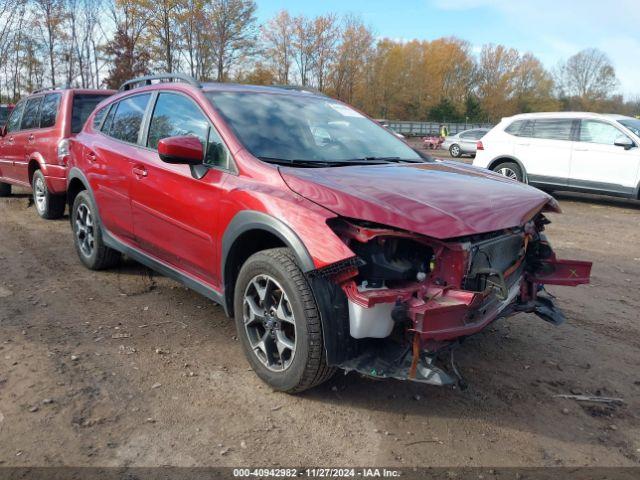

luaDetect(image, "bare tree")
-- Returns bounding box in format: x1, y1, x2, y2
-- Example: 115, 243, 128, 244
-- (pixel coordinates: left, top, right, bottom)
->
310, 13, 339, 91
33, 0, 65, 87
262, 10, 293, 84
208, 0, 257, 81
555, 48, 618, 104
291, 15, 314, 86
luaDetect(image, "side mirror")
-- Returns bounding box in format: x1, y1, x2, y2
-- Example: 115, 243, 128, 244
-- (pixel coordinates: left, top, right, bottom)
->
614, 136, 634, 150
158, 136, 203, 165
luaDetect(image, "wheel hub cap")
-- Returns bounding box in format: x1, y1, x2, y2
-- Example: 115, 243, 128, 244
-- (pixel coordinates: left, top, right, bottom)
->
243, 274, 296, 372
497, 167, 518, 180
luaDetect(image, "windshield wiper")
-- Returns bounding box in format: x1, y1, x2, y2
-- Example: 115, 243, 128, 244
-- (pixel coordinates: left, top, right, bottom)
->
258, 156, 394, 167
348, 156, 426, 164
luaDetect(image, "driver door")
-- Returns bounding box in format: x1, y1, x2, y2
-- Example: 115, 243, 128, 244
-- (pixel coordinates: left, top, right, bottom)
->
131, 91, 232, 287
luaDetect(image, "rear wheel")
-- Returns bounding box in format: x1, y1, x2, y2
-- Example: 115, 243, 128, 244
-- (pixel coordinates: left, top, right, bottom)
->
32, 170, 65, 219
449, 144, 462, 158
492, 161, 524, 182
0, 182, 10, 197
234, 248, 334, 393
71, 190, 121, 270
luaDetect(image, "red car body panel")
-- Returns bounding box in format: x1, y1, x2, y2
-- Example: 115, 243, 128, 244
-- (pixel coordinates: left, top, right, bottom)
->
280, 161, 555, 239
67, 80, 591, 385
0, 89, 114, 194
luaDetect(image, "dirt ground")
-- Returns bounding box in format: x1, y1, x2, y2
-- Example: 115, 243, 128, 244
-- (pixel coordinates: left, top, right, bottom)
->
1, 161, 639, 467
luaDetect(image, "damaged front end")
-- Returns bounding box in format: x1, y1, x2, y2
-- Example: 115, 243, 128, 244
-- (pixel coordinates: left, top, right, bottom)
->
310, 207, 592, 387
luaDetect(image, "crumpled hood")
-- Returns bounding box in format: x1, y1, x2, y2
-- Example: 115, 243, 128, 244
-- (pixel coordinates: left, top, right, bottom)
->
280, 161, 554, 239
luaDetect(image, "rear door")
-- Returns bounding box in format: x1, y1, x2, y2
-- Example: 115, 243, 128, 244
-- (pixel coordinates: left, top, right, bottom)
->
514, 118, 575, 186
85, 93, 152, 242
0, 100, 25, 182
25, 93, 62, 174
569, 119, 639, 195
458, 130, 480, 153
130, 91, 231, 287
14, 97, 44, 185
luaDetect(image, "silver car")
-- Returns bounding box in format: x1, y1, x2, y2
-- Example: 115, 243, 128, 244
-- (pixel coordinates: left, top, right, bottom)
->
442, 128, 490, 158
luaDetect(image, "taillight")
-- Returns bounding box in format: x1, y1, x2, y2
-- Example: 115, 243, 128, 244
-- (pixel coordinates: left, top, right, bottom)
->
57, 138, 70, 165
476, 141, 484, 151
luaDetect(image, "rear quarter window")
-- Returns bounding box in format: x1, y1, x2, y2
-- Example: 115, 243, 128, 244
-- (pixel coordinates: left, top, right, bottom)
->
71, 94, 113, 133
39, 93, 62, 128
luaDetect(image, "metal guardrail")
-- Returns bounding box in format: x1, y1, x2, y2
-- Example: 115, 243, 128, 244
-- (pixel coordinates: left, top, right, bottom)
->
384, 121, 494, 137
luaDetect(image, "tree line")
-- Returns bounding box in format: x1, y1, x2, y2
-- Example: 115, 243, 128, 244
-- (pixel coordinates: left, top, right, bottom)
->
1, 0, 638, 122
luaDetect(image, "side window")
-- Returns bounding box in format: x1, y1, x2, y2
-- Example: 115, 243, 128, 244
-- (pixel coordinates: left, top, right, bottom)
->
20, 97, 43, 130
39, 93, 62, 128
109, 94, 151, 144
101, 104, 116, 134
6, 101, 25, 133
531, 119, 573, 141
147, 93, 209, 150
505, 120, 525, 136
459, 131, 473, 139
92, 106, 108, 130
579, 120, 627, 146
471, 130, 486, 140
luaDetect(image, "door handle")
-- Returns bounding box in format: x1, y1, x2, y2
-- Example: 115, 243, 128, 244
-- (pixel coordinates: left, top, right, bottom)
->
573, 147, 588, 152
132, 165, 148, 178
28, 134, 35, 143
7, 136, 14, 144
516, 143, 530, 147
85, 151, 97, 163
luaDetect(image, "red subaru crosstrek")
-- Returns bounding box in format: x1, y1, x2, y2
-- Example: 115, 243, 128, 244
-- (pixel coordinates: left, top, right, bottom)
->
66, 74, 591, 392
0, 88, 114, 218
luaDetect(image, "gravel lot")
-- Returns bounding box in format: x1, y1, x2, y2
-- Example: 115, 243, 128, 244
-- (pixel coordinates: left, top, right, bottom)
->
1, 158, 639, 467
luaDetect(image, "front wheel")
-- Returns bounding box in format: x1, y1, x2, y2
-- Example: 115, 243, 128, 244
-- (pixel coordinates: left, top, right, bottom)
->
492, 161, 524, 182
234, 248, 334, 393
449, 144, 462, 158
71, 190, 121, 270
32, 170, 65, 219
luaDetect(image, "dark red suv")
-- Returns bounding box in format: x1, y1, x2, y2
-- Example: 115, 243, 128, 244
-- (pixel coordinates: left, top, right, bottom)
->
0, 88, 114, 218
66, 74, 591, 392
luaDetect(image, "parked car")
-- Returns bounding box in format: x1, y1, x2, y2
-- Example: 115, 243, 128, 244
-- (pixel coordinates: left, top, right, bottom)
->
0, 104, 14, 127
66, 74, 591, 393
443, 128, 490, 157
474, 112, 640, 199
0, 88, 115, 218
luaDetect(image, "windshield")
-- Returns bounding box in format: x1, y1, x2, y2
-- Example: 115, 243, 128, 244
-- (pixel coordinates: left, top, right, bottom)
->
206, 91, 421, 164
618, 119, 640, 137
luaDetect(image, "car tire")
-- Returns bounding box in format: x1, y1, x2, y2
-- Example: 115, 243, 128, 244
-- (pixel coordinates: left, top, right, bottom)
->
449, 144, 462, 158
492, 161, 524, 182
0, 182, 10, 197
234, 248, 335, 393
32, 170, 65, 219
71, 190, 121, 270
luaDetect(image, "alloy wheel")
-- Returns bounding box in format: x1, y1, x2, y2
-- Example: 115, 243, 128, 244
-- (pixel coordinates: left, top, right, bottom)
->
75, 203, 95, 258
497, 167, 519, 180
243, 274, 297, 372
34, 176, 47, 215
450, 145, 460, 157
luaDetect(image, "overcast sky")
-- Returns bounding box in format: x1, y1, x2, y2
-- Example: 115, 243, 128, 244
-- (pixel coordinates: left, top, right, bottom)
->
257, 0, 640, 99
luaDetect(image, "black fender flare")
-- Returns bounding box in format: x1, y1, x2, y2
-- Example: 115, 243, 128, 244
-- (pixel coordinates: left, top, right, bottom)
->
66, 167, 104, 224
487, 155, 528, 183
221, 210, 315, 311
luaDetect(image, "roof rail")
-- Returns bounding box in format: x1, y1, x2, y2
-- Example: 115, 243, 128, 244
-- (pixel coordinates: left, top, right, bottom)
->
272, 85, 325, 96
119, 73, 201, 92
31, 86, 66, 95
